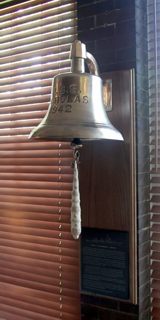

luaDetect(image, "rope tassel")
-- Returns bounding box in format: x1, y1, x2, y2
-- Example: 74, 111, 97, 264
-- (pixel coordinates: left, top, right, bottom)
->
71, 159, 81, 239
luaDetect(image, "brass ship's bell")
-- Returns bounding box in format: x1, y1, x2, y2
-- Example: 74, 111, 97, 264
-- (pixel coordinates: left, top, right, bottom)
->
29, 40, 123, 142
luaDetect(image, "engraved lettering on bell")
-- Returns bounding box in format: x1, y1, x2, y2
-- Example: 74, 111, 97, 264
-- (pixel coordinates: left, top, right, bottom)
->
60, 95, 66, 103
52, 106, 57, 113
53, 93, 59, 104
83, 96, 88, 104
69, 84, 81, 95
51, 104, 72, 114
73, 95, 80, 103
65, 105, 72, 112
60, 86, 67, 95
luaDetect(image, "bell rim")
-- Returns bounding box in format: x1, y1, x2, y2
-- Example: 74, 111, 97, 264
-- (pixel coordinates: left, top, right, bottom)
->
29, 124, 123, 141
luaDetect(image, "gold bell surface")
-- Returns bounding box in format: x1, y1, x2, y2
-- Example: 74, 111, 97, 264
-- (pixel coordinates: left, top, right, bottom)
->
29, 40, 123, 142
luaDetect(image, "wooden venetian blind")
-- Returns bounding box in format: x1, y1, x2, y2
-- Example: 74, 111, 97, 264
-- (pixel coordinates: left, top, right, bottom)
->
0, 1, 80, 320
148, 0, 160, 318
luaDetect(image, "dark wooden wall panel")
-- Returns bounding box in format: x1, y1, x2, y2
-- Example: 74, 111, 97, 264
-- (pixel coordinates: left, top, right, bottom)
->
80, 70, 134, 232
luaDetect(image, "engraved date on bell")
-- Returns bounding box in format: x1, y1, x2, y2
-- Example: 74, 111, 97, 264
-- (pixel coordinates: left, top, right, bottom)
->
50, 84, 89, 114
51, 104, 72, 113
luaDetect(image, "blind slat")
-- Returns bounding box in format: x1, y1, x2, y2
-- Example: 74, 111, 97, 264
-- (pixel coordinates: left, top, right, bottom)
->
0, 53, 69, 75
0, 10, 75, 38
0, 60, 70, 79
0, 26, 76, 51
0, 43, 71, 65
0, 34, 75, 57
0, 69, 70, 83
0, 187, 71, 199
0, 0, 74, 23
0, 13, 75, 40
0, 230, 78, 249
0, 67, 70, 86
0, 0, 80, 319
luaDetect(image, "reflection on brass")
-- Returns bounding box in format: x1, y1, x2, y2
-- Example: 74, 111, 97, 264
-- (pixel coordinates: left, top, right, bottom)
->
29, 40, 123, 142
103, 79, 112, 111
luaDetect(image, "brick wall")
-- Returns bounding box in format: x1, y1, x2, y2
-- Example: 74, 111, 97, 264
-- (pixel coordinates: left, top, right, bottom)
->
147, 0, 160, 319
135, 1, 150, 319
77, 0, 136, 72
77, 0, 150, 319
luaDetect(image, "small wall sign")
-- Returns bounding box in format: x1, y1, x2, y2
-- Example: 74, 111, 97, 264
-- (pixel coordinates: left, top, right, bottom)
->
81, 228, 129, 300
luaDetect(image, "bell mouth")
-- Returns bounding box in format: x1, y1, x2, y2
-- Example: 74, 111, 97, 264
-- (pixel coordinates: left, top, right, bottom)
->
29, 123, 123, 142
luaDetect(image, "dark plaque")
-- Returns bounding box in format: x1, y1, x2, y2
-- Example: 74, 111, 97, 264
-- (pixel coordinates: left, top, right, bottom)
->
81, 228, 129, 300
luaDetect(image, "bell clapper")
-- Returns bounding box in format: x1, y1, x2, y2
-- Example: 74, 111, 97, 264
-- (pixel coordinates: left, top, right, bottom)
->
70, 139, 82, 240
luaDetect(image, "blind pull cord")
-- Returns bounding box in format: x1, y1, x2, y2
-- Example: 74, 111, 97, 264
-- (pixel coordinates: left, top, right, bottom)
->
58, 142, 63, 319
